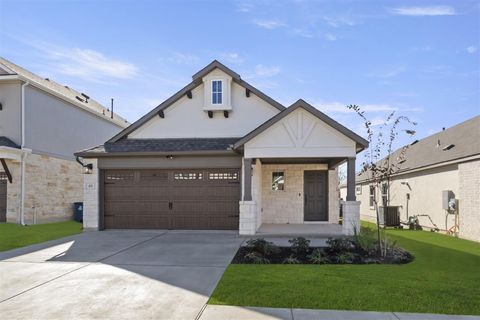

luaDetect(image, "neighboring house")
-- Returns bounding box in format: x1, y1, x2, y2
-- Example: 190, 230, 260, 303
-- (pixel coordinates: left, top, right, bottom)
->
76, 60, 368, 235
340, 116, 480, 242
0, 57, 129, 224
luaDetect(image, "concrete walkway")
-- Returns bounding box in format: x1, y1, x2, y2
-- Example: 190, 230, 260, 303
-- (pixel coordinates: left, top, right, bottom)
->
0, 230, 244, 320
198, 305, 480, 320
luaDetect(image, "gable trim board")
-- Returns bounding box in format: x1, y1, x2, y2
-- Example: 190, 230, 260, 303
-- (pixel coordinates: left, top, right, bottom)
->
234, 99, 369, 152
107, 60, 285, 143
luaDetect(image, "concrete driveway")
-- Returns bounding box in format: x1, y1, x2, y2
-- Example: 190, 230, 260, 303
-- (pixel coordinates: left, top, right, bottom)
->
0, 230, 244, 320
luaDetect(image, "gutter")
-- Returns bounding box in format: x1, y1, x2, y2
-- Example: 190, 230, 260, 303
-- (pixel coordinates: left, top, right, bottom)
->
20, 81, 29, 225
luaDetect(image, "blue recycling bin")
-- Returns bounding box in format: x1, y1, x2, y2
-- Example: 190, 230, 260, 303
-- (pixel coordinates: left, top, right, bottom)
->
73, 202, 83, 223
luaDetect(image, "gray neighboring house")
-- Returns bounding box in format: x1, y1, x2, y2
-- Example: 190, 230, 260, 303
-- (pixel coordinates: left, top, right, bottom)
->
76, 60, 368, 236
341, 116, 480, 242
0, 57, 129, 224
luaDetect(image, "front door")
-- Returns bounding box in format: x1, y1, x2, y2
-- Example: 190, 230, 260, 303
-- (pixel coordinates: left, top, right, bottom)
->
304, 170, 328, 221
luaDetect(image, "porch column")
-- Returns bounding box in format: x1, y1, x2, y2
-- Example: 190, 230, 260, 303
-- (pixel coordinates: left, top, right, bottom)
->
346, 157, 356, 201
243, 158, 253, 201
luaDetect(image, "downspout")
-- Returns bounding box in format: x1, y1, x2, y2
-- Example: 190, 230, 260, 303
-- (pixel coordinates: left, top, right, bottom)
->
20, 81, 29, 225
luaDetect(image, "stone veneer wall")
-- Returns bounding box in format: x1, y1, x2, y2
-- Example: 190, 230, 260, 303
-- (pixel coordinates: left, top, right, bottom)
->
261, 164, 339, 224
458, 159, 480, 242
4, 159, 21, 223
3, 153, 83, 224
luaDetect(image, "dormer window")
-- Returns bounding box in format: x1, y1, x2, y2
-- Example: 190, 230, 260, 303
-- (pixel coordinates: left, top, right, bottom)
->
212, 80, 223, 105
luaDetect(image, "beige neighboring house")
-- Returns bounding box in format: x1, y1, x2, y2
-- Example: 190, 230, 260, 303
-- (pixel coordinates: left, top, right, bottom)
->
0, 57, 129, 224
76, 60, 368, 236
341, 116, 480, 242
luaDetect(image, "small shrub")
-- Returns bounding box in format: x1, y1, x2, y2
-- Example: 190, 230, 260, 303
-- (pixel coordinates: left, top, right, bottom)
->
246, 238, 280, 256
334, 252, 356, 264
289, 237, 311, 257
244, 251, 270, 264
283, 255, 301, 264
326, 237, 353, 253
353, 228, 377, 254
308, 248, 329, 264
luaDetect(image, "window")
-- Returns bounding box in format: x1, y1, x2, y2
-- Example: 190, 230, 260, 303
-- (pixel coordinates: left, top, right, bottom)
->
369, 185, 375, 207
209, 172, 238, 180
272, 172, 285, 191
356, 186, 362, 195
174, 172, 203, 180
212, 80, 223, 105
381, 183, 388, 206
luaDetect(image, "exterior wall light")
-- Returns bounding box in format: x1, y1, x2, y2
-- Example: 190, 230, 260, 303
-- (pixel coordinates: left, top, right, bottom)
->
84, 163, 93, 174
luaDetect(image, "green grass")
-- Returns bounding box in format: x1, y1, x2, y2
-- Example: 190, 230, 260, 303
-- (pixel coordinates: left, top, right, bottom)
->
209, 222, 480, 315
0, 221, 82, 252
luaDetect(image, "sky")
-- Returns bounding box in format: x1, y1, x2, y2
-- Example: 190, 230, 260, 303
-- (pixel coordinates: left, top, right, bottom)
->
0, 0, 479, 154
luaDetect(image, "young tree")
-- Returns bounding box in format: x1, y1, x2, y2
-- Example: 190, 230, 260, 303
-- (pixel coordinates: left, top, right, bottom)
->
347, 105, 416, 256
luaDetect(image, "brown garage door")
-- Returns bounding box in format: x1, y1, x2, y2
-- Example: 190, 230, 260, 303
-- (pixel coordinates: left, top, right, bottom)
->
103, 169, 240, 230
0, 173, 7, 223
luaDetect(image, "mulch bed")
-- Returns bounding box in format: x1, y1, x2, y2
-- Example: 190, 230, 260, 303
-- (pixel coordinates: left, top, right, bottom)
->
232, 246, 414, 265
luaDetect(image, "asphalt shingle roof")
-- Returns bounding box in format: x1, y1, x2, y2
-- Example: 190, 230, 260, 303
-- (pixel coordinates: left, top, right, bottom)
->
0, 57, 129, 127
357, 115, 480, 182
0, 136, 20, 149
76, 138, 240, 156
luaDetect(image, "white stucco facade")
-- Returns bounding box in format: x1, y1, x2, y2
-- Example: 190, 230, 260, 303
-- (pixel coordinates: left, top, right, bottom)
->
128, 70, 280, 139
344, 158, 480, 242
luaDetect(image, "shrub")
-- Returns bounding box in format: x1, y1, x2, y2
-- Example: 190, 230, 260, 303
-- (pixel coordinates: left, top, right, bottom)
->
326, 237, 353, 254
244, 251, 270, 264
307, 248, 329, 264
288, 237, 311, 257
283, 255, 301, 264
246, 238, 280, 256
334, 252, 356, 264
353, 228, 377, 254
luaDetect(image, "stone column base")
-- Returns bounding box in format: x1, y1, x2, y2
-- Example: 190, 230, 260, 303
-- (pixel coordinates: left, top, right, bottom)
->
239, 201, 257, 235
341, 201, 361, 236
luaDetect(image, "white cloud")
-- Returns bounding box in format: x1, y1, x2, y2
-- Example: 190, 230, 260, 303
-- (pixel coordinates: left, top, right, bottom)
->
324, 33, 337, 41
315, 102, 423, 114
252, 19, 287, 30
466, 46, 478, 54
31, 42, 138, 82
166, 53, 199, 65
237, 2, 254, 13
291, 28, 314, 38
368, 66, 406, 78
322, 15, 357, 28
390, 6, 456, 16
220, 52, 245, 64
254, 64, 281, 77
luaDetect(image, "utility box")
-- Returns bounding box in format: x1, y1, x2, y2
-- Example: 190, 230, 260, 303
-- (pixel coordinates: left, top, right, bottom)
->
442, 190, 454, 210
379, 206, 401, 227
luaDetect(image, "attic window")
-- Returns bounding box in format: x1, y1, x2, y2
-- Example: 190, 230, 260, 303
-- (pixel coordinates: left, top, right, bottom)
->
442, 144, 455, 151
212, 80, 223, 105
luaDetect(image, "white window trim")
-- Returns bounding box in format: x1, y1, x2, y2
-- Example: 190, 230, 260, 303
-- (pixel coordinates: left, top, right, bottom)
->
211, 79, 224, 106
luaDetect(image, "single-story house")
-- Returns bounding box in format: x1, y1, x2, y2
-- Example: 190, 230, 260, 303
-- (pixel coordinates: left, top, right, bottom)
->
0, 57, 129, 224
340, 115, 480, 242
76, 60, 368, 235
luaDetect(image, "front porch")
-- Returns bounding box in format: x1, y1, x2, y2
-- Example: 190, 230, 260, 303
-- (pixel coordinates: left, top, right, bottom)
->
233, 101, 367, 237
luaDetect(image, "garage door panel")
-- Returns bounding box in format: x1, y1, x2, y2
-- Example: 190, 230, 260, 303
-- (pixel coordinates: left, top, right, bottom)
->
103, 169, 240, 230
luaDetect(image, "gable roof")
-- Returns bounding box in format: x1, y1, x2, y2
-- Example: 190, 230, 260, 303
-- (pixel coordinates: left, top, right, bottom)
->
107, 60, 286, 143
75, 137, 240, 157
233, 99, 369, 152
0, 136, 20, 149
0, 57, 129, 128
356, 115, 480, 182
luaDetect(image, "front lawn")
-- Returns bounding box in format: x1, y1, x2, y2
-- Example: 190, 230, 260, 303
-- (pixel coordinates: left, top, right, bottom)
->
0, 221, 82, 252
209, 223, 480, 315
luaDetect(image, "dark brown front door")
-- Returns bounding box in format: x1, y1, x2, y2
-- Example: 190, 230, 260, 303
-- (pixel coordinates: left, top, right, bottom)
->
304, 170, 328, 221
0, 173, 7, 223
103, 169, 240, 230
